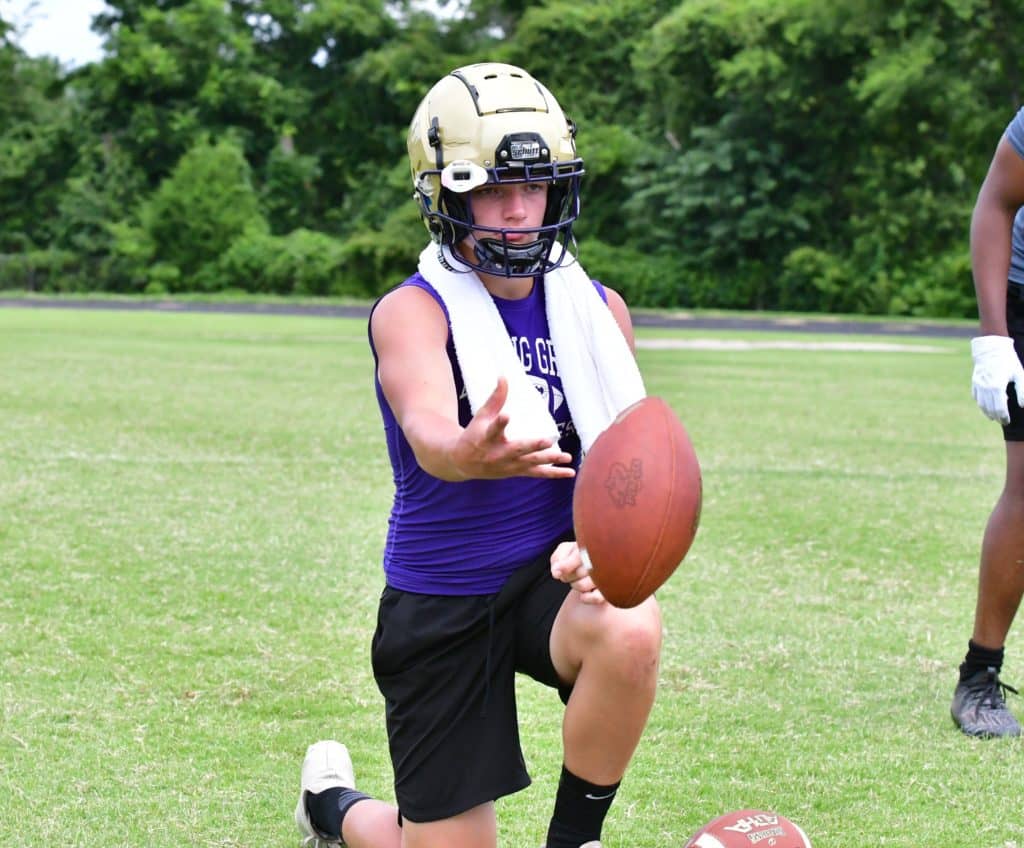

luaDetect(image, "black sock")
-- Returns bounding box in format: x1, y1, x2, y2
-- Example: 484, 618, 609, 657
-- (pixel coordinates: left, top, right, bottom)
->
960, 639, 1005, 680
545, 764, 620, 848
306, 787, 370, 840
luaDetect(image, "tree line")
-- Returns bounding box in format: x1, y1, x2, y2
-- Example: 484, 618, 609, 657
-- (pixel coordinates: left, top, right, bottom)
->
1, 0, 1020, 317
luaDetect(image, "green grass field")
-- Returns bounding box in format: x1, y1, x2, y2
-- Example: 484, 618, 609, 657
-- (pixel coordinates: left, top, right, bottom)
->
0, 305, 1018, 847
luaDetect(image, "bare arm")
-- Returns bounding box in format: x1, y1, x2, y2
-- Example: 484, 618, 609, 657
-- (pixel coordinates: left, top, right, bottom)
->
370, 285, 574, 482
971, 136, 1024, 335
602, 285, 637, 354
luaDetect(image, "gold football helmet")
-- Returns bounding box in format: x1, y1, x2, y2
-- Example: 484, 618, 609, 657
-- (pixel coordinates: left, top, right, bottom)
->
407, 62, 584, 276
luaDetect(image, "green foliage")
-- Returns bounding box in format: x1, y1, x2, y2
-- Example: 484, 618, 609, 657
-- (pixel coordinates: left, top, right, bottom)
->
143, 261, 181, 295
780, 246, 860, 314
625, 112, 815, 307
50, 140, 149, 291
260, 139, 321, 235
55, 141, 145, 255
623, 0, 1011, 316
627, 0, 855, 309
0, 248, 80, 291
504, 0, 673, 128
0, 48, 76, 250
87, 0, 305, 189
576, 239, 682, 308
142, 135, 268, 288
3, 0, 1024, 316
106, 219, 156, 292
332, 157, 418, 246
890, 248, 977, 318
574, 123, 648, 246
340, 201, 425, 296
245, 0, 414, 231
218, 227, 365, 297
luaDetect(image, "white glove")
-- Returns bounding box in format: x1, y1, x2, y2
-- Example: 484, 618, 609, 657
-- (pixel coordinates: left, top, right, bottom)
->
971, 335, 1024, 425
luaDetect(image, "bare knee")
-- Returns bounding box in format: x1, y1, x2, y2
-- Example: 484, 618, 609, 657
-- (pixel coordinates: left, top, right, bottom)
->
596, 598, 662, 679
553, 593, 663, 684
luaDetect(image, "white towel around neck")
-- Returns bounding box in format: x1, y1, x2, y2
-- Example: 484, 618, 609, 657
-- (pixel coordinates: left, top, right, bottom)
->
417, 242, 646, 453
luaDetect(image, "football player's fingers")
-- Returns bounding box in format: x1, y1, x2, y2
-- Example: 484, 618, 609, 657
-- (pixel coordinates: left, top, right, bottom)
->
479, 376, 508, 415
999, 397, 1012, 425
566, 564, 592, 584
518, 446, 571, 466
567, 573, 596, 591
990, 388, 1011, 424
551, 551, 585, 582
522, 436, 557, 453
548, 544, 581, 577
976, 386, 1006, 423
524, 463, 576, 480
482, 411, 510, 442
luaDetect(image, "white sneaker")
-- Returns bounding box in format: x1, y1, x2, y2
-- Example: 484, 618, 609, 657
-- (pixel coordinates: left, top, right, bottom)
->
295, 740, 356, 847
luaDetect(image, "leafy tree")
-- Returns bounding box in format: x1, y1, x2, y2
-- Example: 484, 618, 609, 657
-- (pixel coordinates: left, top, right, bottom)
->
621, 0, 1022, 314
87, 0, 300, 186
1, 0, 1021, 315
260, 137, 321, 234
53, 138, 148, 290
504, 0, 674, 129
626, 0, 854, 308
0, 41, 77, 251
141, 135, 268, 289
230, 0, 410, 231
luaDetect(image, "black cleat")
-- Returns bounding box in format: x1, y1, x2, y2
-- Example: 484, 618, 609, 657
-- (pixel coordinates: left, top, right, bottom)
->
951, 666, 1022, 738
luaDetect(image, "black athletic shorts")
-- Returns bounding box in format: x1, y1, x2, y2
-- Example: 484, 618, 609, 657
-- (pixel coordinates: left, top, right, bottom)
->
1005, 284, 1024, 441
370, 537, 574, 823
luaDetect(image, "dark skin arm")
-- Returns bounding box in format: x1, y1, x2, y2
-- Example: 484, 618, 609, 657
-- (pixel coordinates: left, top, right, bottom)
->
972, 135, 1024, 335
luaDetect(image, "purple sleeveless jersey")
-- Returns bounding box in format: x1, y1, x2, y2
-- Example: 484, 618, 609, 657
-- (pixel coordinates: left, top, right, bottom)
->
367, 272, 606, 595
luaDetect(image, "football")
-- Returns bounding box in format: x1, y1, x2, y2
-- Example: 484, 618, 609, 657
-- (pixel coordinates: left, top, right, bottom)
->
684, 810, 813, 848
572, 395, 701, 608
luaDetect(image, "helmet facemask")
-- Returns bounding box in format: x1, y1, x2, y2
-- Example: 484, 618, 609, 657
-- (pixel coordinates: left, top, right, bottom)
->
435, 162, 582, 277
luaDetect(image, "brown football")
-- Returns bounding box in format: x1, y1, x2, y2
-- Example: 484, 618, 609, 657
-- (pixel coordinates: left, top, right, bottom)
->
572, 395, 702, 608
684, 809, 813, 848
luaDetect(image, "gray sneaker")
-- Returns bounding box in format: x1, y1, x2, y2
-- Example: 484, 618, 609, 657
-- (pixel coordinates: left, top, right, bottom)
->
951, 666, 1022, 738
295, 740, 356, 847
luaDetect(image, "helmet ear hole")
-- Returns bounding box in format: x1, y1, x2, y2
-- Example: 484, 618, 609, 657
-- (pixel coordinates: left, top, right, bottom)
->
439, 188, 471, 245
427, 218, 446, 242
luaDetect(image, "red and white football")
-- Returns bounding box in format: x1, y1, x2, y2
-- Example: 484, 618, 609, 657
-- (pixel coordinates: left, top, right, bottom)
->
572, 395, 701, 608
684, 809, 813, 848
